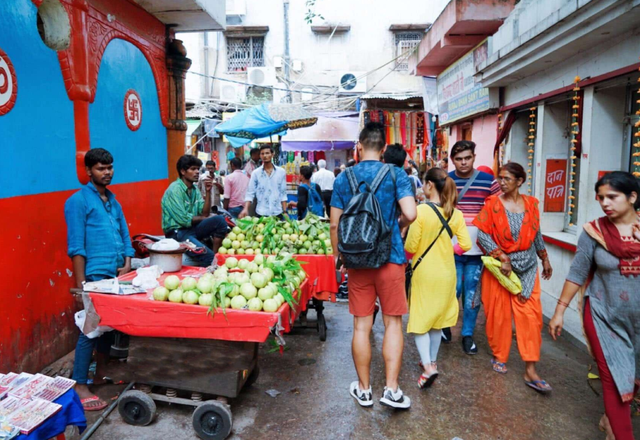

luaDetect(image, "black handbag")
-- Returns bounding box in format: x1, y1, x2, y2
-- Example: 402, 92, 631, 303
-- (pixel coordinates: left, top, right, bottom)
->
405, 203, 453, 297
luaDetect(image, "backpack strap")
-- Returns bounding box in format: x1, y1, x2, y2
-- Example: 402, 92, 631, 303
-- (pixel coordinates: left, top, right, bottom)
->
345, 167, 359, 194
370, 164, 391, 194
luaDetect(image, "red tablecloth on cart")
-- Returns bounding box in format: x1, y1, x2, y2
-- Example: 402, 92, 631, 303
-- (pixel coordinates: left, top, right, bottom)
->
88, 267, 310, 343
215, 254, 338, 302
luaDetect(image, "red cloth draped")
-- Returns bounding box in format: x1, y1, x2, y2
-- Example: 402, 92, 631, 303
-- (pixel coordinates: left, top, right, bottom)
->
584, 216, 640, 277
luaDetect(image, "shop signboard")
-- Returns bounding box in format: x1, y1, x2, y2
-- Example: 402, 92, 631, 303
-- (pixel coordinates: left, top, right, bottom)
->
436, 40, 497, 125
544, 159, 568, 212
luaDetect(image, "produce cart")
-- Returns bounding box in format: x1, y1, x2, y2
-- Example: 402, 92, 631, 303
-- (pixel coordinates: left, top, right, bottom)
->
215, 254, 338, 341
84, 266, 311, 440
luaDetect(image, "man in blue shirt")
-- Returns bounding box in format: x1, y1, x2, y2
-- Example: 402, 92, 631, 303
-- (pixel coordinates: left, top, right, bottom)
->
239, 145, 288, 218
331, 123, 417, 410
64, 148, 135, 412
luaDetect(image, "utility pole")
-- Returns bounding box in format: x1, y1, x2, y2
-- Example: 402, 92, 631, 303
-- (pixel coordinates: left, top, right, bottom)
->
283, 0, 291, 103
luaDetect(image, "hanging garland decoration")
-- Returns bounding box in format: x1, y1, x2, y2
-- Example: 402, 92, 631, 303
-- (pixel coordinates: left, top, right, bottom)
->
526, 107, 537, 194
568, 76, 581, 226
633, 62, 640, 178
497, 113, 506, 166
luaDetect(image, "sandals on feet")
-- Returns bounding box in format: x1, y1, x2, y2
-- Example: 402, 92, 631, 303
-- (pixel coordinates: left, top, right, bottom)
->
524, 379, 552, 394
418, 372, 439, 389
418, 362, 439, 389
81, 395, 108, 411
491, 358, 508, 374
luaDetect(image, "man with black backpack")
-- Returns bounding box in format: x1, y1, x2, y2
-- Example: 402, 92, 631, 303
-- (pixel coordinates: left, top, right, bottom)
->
330, 122, 417, 410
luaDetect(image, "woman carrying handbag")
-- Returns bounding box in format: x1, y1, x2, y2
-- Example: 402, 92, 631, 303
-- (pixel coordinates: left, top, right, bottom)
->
405, 168, 471, 389
473, 162, 553, 393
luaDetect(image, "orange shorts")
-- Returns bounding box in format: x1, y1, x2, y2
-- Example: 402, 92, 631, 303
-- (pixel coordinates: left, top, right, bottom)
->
347, 263, 408, 317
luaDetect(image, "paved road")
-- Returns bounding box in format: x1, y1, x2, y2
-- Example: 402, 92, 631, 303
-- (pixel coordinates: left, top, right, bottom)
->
83, 302, 637, 440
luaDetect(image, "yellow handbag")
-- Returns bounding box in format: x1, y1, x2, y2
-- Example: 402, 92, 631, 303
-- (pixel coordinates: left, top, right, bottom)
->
481, 256, 523, 295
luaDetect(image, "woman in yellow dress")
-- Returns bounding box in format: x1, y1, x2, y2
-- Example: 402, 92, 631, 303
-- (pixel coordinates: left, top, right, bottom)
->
405, 167, 471, 388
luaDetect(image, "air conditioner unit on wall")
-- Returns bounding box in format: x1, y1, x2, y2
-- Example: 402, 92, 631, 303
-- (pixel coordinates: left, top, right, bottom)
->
219, 83, 246, 103
247, 67, 276, 87
338, 71, 367, 94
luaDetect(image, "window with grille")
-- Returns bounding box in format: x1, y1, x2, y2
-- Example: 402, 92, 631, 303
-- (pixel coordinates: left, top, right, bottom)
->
394, 32, 422, 71
226, 37, 265, 72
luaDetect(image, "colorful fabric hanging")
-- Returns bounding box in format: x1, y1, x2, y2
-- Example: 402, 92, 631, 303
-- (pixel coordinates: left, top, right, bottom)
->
364, 111, 371, 125
400, 112, 407, 147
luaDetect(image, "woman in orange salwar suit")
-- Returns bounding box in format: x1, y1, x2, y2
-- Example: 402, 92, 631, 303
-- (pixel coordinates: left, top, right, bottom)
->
473, 163, 553, 394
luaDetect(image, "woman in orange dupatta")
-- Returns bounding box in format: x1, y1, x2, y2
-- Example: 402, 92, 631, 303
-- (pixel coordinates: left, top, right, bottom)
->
473, 163, 553, 393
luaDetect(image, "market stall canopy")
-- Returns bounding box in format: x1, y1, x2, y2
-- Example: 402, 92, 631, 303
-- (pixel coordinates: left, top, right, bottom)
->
215, 103, 318, 148
280, 112, 359, 152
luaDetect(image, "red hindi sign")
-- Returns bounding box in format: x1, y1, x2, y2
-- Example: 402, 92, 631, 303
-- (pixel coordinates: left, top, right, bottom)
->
544, 159, 567, 212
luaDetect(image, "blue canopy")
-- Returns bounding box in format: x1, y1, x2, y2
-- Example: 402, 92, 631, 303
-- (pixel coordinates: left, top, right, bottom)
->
215, 103, 317, 148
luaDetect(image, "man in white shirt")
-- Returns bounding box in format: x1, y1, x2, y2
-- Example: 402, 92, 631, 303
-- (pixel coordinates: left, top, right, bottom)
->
239, 145, 288, 218
311, 159, 335, 217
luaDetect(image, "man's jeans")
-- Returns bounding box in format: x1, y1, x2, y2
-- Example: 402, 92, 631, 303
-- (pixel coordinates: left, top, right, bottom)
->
166, 215, 229, 267
228, 206, 243, 219
72, 274, 114, 385
455, 255, 483, 337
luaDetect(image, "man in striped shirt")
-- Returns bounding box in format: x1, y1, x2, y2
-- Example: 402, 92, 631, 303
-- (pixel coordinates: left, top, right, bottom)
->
446, 141, 500, 355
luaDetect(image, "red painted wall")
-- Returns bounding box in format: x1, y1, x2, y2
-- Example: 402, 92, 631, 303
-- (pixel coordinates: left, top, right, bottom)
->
0, 180, 167, 373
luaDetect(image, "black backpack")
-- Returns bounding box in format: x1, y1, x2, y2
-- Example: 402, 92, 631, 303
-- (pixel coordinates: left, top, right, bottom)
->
338, 164, 396, 269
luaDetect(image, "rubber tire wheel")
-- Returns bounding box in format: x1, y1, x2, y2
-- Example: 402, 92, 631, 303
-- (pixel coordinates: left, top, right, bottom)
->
118, 390, 157, 426
192, 401, 233, 440
318, 313, 327, 342
245, 365, 260, 388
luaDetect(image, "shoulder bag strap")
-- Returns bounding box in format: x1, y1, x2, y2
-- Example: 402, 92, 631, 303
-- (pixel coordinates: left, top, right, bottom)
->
411, 202, 452, 272
427, 202, 453, 238
457, 169, 480, 201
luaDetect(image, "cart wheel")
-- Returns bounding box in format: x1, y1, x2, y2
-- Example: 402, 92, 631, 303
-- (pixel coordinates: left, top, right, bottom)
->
118, 390, 157, 426
245, 365, 260, 388
192, 401, 233, 440
318, 313, 327, 342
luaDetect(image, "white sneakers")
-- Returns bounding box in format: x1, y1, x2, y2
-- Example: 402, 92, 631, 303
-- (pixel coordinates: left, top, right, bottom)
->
350, 381, 373, 407
350, 381, 411, 409
380, 386, 411, 409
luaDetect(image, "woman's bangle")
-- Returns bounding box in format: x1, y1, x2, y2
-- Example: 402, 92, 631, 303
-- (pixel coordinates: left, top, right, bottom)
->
557, 299, 570, 308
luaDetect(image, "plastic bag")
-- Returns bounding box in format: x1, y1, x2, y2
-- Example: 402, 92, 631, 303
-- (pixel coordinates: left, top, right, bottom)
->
74, 310, 113, 339
132, 265, 163, 290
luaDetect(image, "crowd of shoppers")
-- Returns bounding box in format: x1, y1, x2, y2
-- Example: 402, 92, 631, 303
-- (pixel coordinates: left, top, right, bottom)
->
64, 122, 640, 437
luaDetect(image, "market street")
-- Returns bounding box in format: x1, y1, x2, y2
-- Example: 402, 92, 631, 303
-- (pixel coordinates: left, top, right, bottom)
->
76, 302, 634, 440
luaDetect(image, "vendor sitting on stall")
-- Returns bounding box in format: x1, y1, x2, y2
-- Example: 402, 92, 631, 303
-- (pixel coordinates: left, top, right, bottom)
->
64, 148, 134, 412
162, 155, 229, 267
239, 145, 288, 219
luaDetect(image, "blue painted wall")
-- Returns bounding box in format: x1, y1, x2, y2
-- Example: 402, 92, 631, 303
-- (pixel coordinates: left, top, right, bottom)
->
89, 39, 168, 185
0, 0, 76, 199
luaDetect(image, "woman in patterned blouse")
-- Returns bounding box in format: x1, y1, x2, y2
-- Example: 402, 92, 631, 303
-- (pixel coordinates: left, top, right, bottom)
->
473, 162, 553, 393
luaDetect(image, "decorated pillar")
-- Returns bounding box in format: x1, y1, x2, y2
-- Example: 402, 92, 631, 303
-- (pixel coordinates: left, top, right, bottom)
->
166, 38, 192, 182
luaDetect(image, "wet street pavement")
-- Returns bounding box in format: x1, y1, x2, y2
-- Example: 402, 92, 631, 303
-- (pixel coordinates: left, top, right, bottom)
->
81, 302, 639, 440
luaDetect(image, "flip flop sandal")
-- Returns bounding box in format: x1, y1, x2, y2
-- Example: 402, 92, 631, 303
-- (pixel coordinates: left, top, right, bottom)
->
81, 395, 108, 411
524, 379, 552, 394
418, 372, 439, 389
491, 359, 508, 374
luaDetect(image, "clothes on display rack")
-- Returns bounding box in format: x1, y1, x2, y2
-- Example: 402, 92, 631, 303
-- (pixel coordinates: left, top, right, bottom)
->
362, 110, 431, 162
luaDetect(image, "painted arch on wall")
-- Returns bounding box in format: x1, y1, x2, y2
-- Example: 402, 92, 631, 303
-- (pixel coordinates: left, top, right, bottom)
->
89, 38, 168, 185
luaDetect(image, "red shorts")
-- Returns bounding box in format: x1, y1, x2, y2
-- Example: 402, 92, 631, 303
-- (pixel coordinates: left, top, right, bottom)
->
347, 263, 408, 317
